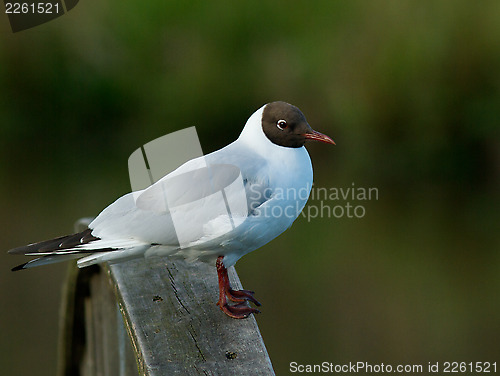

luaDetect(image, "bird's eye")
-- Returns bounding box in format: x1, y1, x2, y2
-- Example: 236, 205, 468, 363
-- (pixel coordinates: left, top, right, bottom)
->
277, 119, 287, 130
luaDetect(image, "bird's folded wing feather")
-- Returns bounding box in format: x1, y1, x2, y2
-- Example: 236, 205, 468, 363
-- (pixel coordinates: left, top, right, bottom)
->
89, 146, 272, 246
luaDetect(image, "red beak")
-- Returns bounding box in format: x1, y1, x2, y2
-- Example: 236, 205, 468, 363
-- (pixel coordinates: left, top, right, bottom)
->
304, 130, 336, 145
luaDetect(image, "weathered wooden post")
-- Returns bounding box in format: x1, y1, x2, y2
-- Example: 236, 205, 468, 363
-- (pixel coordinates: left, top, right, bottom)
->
57, 221, 275, 376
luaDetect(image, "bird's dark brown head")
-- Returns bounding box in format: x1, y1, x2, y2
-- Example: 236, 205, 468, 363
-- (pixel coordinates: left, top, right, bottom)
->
261, 101, 335, 148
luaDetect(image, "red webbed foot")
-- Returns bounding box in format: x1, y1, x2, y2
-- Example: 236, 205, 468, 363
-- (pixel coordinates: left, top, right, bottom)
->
216, 256, 261, 319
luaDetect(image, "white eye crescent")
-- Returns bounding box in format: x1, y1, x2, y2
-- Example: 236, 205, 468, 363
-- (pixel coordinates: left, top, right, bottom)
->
277, 119, 287, 130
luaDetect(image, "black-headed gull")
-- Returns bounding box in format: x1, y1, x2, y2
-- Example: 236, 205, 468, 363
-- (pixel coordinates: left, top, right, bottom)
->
9, 101, 334, 319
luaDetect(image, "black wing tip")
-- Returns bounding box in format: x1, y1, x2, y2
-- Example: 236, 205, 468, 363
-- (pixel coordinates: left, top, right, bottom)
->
11, 263, 28, 272
8, 246, 30, 255
7, 228, 99, 256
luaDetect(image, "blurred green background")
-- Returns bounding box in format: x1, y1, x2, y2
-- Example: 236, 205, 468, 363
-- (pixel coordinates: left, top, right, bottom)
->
1, 1, 499, 375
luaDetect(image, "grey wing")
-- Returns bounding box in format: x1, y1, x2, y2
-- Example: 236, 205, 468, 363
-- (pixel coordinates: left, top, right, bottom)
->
90, 153, 271, 246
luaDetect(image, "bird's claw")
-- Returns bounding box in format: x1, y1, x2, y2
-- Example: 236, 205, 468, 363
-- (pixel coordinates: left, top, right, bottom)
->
227, 288, 262, 306
218, 301, 261, 319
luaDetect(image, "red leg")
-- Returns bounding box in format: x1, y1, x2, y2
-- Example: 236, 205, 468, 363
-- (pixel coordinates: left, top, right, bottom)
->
216, 256, 261, 319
